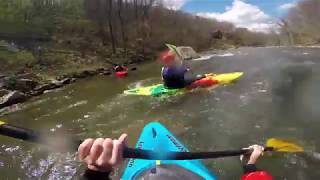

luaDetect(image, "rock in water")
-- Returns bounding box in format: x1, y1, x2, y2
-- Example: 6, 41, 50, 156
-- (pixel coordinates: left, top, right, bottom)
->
0, 91, 27, 109
176, 46, 201, 60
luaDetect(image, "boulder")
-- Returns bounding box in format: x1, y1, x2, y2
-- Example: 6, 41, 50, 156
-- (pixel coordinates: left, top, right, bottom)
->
16, 72, 38, 80
16, 78, 38, 92
130, 67, 137, 71
70, 78, 77, 83
56, 74, 73, 81
0, 104, 21, 116
176, 46, 201, 60
4, 78, 38, 92
0, 91, 27, 109
85, 70, 98, 76
71, 70, 97, 79
0, 89, 9, 97
33, 83, 60, 94
0, 81, 4, 89
31, 78, 76, 96
88, 70, 98, 76
53, 78, 73, 86
101, 69, 111, 75
96, 68, 106, 73
60, 78, 74, 85
129, 54, 144, 64
0, 73, 5, 79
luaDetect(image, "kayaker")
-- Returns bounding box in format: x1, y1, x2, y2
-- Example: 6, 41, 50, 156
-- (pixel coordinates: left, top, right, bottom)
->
160, 50, 205, 89
78, 135, 273, 180
114, 64, 127, 72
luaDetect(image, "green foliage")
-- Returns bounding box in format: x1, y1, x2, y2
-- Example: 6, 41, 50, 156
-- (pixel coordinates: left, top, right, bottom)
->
6, 74, 18, 90
0, 0, 280, 75
0, 49, 36, 72
16, 50, 35, 63
44, 53, 68, 66
0, 0, 85, 36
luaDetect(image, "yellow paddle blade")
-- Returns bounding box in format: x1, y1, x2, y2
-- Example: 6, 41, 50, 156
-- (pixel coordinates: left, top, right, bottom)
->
266, 138, 304, 152
0, 120, 6, 126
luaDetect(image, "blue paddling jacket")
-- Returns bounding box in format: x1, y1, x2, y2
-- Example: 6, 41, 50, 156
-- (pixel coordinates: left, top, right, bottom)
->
161, 66, 188, 89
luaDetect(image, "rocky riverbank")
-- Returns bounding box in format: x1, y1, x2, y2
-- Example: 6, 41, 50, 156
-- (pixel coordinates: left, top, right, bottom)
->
0, 61, 144, 116
0, 67, 110, 115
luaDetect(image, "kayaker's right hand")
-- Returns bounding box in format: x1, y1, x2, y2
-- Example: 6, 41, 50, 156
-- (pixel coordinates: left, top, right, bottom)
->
78, 134, 127, 172
247, 144, 264, 164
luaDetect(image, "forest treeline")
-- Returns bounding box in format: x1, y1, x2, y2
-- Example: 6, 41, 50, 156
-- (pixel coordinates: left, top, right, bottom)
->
0, 0, 319, 73
0, 0, 273, 63
279, 0, 320, 45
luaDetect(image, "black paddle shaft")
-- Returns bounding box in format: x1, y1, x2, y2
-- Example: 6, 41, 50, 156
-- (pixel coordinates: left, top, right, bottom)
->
0, 123, 82, 150
0, 122, 274, 160
0, 124, 41, 143
123, 148, 249, 160
123, 147, 274, 160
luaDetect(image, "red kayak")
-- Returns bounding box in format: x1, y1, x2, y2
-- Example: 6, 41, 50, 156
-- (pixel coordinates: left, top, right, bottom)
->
115, 70, 128, 78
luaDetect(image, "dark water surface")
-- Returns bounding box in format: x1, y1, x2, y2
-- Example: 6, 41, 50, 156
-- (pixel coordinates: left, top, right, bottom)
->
1, 47, 320, 179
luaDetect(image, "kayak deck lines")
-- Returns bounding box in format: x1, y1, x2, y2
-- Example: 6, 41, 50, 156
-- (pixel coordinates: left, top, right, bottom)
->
121, 122, 217, 180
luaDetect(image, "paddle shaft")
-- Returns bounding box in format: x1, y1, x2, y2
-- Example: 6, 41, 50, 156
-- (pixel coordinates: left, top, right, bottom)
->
124, 147, 274, 160
0, 123, 41, 143
0, 122, 82, 149
0, 122, 273, 160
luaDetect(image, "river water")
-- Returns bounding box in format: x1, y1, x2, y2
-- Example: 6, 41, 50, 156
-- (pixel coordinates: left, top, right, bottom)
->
1, 47, 320, 179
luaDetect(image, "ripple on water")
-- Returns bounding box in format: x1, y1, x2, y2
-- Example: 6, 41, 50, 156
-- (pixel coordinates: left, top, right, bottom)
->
193, 55, 215, 61
51, 100, 88, 115
83, 114, 89, 119
68, 100, 88, 108
0, 144, 80, 179
216, 53, 234, 57
127, 78, 161, 89
47, 153, 79, 180
4, 146, 20, 153
303, 61, 315, 65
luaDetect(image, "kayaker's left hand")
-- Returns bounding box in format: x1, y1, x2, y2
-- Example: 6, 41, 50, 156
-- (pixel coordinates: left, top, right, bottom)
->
78, 134, 128, 172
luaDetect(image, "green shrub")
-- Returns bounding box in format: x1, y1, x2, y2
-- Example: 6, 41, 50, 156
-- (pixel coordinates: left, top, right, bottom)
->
6, 74, 18, 89
0, 49, 36, 72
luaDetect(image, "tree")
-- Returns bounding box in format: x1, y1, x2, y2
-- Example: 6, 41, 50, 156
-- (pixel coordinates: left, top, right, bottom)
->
278, 19, 294, 45
117, 0, 127, 55
282, 0, 320, 45
106, 0, 116, 54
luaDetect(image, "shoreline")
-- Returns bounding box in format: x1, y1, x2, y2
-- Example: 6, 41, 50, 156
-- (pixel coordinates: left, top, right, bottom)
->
2, 44, 319, 116
0, 61, 144, 116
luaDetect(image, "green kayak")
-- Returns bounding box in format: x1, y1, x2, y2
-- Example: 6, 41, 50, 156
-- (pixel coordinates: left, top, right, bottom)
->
124, 72, 243, 96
